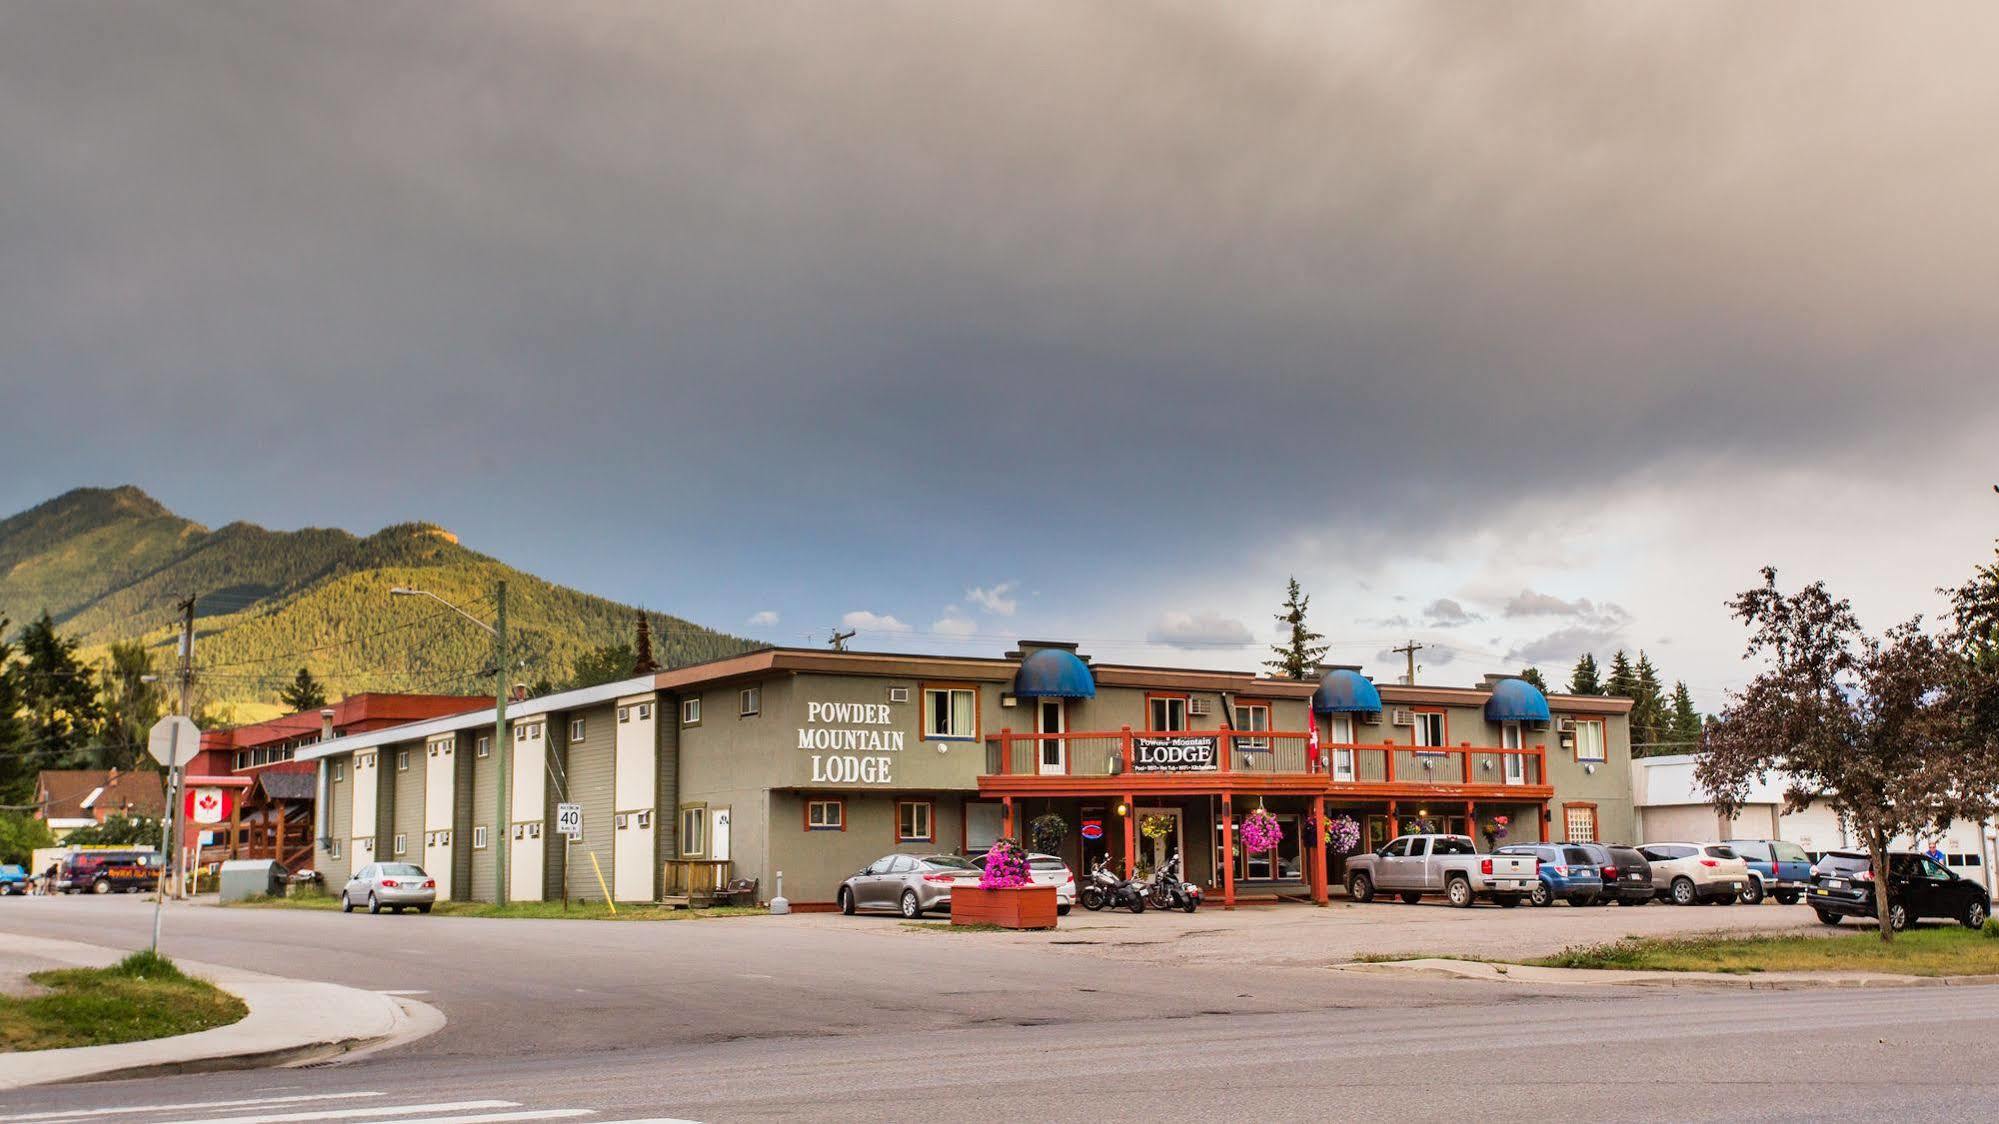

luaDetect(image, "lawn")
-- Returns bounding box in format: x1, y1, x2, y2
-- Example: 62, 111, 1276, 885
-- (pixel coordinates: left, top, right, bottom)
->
0, 951, 246, 1052
1531, 921, 1999, 976
226, 893, 764, 921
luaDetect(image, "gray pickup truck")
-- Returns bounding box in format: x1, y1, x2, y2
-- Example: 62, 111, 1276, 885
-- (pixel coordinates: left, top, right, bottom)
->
1344, 833, 1538, 908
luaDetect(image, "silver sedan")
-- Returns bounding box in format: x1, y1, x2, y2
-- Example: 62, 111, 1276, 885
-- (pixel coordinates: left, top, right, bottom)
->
341, 862, 437, 914
837, 853, 979, 918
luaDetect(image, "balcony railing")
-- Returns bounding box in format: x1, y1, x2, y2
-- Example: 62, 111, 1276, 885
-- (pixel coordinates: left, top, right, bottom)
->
987, 727, 1545, 787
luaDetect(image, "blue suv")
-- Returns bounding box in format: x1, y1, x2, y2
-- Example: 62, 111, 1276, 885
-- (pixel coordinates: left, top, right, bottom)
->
1724, 839, 1813, 905
1495, 843, 1604, 907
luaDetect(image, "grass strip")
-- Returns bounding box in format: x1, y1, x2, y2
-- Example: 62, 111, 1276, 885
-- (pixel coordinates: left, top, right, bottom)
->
0, 951, 247, 1052
1530, 921, 1999, 975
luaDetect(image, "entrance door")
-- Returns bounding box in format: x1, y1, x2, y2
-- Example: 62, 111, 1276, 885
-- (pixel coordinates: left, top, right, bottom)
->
1037, 699, 1066, 775
1330, 716, 1356, 781
710, 807, 731, 863
1136, 807, 1183, 876
1501, 722, 1525, 785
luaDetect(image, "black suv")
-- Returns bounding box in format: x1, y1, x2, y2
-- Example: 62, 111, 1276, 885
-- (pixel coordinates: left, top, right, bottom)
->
1808, 850, 1990, 931
1575, 842, 1654, 905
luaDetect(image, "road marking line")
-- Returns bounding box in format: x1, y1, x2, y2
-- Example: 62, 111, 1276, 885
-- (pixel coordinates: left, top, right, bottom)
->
0, 1095, 386, 1123
375, 989, 430, 995
151, 1101, 517, 1124
353, 1113, 596, 1124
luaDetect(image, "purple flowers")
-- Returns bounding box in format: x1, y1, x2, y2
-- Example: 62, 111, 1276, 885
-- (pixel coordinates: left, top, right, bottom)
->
979, 839, 1031, 889
1325, 814, 1361, 853
1239, 809, 1283, 854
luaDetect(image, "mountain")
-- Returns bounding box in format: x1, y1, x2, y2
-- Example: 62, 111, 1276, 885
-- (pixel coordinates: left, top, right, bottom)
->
0, 487, 756, 716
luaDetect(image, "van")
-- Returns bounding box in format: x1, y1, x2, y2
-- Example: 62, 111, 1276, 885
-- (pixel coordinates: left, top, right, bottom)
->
61, 850, 162, 894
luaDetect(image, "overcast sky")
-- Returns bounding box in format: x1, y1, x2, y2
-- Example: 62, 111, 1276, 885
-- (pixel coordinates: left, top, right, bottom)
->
4, 3, 1997, 707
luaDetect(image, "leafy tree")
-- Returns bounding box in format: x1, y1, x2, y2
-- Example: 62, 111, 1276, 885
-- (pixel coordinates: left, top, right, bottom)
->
1628, 651, 1668, 754
14, 612, 101, 772
564, 643, 636, 691
1517, 667, 1549, 692
62, 813, 161, 847
1699, 567, 1999, 943
1667, 681, 1704, 750
1603, 649, 1637, 700
97, 641, 165, 772
0, 616, 28, 804
1264, 577, 1328, 680
278, 666, 327, 713
0, 810, 55, 866
1566, 653, 1604, 696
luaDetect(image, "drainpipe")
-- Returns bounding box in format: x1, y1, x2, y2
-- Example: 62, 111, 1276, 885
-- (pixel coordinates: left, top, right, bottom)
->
313, 709, 334, 848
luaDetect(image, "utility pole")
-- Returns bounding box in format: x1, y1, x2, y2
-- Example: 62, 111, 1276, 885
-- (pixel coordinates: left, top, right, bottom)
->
169, 595, 195, 899
493, 580, 510, 907
1392, 640, 1425, 686
828, 629, 855, 652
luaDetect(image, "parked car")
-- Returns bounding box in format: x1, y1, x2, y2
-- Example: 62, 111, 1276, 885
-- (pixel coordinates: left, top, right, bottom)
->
1639, 842, 1749, 905
60, 850, 163, 894
1808, 850, 1990, 931
1494, 843, 1602, 907
0, 864, 25, 895
1723, 838, 1813, 905
838, 853, 980, 918
1344, 834, 1537, 907
970, 851, 1074, 914
339, 862, 437, 914
1575, 843, 1655, 906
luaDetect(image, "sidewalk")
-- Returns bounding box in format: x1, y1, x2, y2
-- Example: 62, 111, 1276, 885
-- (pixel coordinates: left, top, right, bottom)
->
1334, 956, 1999, 990
0, 934, 442, 1090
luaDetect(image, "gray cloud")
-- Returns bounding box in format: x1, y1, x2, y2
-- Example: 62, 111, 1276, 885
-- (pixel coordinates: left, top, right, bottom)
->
1150, 611, 1254, 650
1423, 598, 1479, 627
1503, 590, 1630, 625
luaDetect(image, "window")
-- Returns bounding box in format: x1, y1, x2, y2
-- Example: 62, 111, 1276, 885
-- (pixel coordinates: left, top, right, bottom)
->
332, 762, 345, 783
922, 687, 977, 740
328, 838, 341, 859
474, 826, 488, 849
1501, 721, 1525, 785
897, 800, 934, 842
637, 703, 651, 721
1148, 695, 1188, 732
1432, 837, 1476, 856
1564, 805, 1597, 844
807, 799, 844, 831
1921, 857, 1952, 880
1412, 710, 1446, 754
739, 687, 761, 717
682, 697, 702, 726
680, 806, 706, 856
1383, 837, 1412, 858
1328, 715, 1355, 781
1233, 703, 1270, 750
570, 718, 586, 742
397, 750, 409, 772
477, 735, 490, 758
618, 706, 630, 723
1572, 718, 1606, 762
234, 751, 248, 770
392, 833, 407, 855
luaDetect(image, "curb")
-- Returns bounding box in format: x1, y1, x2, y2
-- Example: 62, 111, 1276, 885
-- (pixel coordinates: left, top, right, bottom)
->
0, 934, 444, 1090
1332, 957, 1999, 991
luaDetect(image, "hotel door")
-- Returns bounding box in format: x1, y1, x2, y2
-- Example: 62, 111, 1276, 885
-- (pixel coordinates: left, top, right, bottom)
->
1037, 699, 1066, 775
1136, 807, 1182, 876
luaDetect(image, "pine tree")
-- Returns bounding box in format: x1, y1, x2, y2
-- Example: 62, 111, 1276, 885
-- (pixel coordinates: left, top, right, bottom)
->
1667, 681, 1704, 750
565, 643, 637, 691
0, 617, 30, 805
1264, 577, 1328, 680
278, 666, 328, 713
1517, 667, 1549, 692
1629, 651, 1668, 754
1603, 649, 1637, 699
1567, 653, 1604, 695
97, 641, 165, 772
631, 612, 662, 675
15, 612, 101, 772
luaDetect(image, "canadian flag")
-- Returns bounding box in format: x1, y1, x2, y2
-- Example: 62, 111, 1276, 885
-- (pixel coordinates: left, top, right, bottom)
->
187, 787, 228, 825
1307, 709, 1320, 768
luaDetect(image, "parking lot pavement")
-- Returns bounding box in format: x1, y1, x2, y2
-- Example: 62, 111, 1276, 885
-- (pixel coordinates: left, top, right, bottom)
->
837, 896, 1827, 966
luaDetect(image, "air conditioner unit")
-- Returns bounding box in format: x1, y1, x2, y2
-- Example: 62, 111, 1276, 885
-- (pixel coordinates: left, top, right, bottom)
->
1390, 708, 1417, 727
1358, 709, 1383, 725
887, 686, 910, 703
1557, 718, 1578, 733
1188, 698, 1212, 716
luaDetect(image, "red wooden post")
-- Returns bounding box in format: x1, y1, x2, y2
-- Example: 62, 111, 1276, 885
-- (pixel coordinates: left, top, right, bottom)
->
1466, 800, 1476, 842
1461, 742, 1472, 784
1534, 744, 1546, 786
1311, 795, 1329, 905
1535, 801, 1545, 843
1388, 800, 1399, 839
1221, 793, 1235, 910
1121, 725, 1133, 774
1003, 796, 1015, 840
998, 727, 1012, 775
1384, 742, 1396, 783
1219, 727, 1232, 773
1122, 794, 1137, 879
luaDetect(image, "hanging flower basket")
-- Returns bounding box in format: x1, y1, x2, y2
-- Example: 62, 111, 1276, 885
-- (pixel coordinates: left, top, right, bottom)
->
1239, 809, 1284, 854
1139, 814, 1176, 841
1483, 815, 1510, 841
1028, 813, 1068, 856
1324, 814, 1361, 853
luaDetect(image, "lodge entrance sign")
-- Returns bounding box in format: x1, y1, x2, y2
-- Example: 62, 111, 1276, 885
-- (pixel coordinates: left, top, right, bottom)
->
1132, 735, 1218, 773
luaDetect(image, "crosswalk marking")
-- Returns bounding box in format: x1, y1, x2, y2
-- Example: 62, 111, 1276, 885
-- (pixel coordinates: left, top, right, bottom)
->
150, 1101, 516, 1124
0, 1094, 386, 1124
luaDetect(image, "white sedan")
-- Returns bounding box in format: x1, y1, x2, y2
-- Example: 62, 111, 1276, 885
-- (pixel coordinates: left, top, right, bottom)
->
970, 851, 1074, 914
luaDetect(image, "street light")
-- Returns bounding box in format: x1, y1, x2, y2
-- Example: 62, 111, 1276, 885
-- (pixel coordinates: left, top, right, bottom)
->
388, 582, 511, 905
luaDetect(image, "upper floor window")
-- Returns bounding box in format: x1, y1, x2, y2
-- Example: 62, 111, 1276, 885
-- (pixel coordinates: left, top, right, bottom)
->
476, 735, 491, 758
569, 718, 586, 742
739, 687, 761, 717
1232, 703, 1270, 749
922, 687, 976, 740
1412, 710, 1446, 753
396, 750, 409, 771
682, 697, 702, 726
1148, 695, 1188, 732
1572, 718, 1606, 762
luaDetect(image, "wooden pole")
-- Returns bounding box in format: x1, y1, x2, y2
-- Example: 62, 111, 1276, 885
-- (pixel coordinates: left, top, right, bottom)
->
1311, 795, 1329, 905
1123, 794, 1136, 879
1221, 793, 1235, 910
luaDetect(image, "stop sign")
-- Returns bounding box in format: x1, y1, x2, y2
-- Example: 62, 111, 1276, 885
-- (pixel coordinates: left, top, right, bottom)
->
148, 716, 201, 768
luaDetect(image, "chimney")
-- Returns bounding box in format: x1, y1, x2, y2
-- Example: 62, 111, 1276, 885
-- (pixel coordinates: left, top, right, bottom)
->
320, 708, 336, 742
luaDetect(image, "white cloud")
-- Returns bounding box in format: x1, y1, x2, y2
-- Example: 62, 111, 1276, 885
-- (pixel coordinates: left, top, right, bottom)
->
747, 609, 780, 628
966, 581, 1018, 616
841, 610, 910, 633
931, 615, 978, 637
1148, 611, 1254, 650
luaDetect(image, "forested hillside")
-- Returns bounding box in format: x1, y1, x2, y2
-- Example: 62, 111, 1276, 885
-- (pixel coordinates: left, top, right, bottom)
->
0, 487, 756, 714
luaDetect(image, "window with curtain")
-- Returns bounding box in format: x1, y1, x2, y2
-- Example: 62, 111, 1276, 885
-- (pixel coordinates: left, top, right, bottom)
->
923, 687, 977, 740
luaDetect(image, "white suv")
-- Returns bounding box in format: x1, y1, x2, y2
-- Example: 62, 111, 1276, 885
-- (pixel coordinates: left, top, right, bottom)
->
1640, 842, 1750, 906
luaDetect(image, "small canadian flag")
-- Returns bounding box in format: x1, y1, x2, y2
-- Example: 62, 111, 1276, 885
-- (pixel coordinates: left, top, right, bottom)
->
1306, 710, 1320, 765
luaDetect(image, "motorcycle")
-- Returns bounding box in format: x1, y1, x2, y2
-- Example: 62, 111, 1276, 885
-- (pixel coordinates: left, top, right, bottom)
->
1079, 855, 1147, 913
1143, 854, 1202, 913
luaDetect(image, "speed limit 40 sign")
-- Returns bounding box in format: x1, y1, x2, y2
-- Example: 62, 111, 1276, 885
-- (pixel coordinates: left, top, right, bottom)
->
556, 802, 583, 839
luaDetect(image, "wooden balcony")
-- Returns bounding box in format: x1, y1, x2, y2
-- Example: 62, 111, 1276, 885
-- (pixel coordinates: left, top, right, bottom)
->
980, 727, 1553, 801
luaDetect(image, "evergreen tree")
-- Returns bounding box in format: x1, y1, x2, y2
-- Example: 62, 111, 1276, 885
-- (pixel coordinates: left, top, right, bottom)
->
97, 641, 165, 772
1517, 667, 1549, 692
278, 666, 328, 713
1567, 652, 1604, 695
14, 612, 101, 772
565, 642, 637, 691
1264, 577, 1328, 680
0, 617, 29, 805
1667, 680, 1704, 750
1603, 649, 1638, 699
1629, 651, 1668, 754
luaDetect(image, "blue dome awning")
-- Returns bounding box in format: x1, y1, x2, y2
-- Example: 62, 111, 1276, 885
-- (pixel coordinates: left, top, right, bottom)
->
1013, 648, 1096, 699
1312, 669, 1382, 714
1484, 678, 1552, 723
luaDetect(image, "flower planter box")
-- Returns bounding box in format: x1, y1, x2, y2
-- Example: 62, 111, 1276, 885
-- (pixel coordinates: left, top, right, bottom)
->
950, 884, 1058, 930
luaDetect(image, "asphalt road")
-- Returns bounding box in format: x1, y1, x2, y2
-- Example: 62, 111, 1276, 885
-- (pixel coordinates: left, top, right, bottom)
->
3, 897, 1996, 1122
